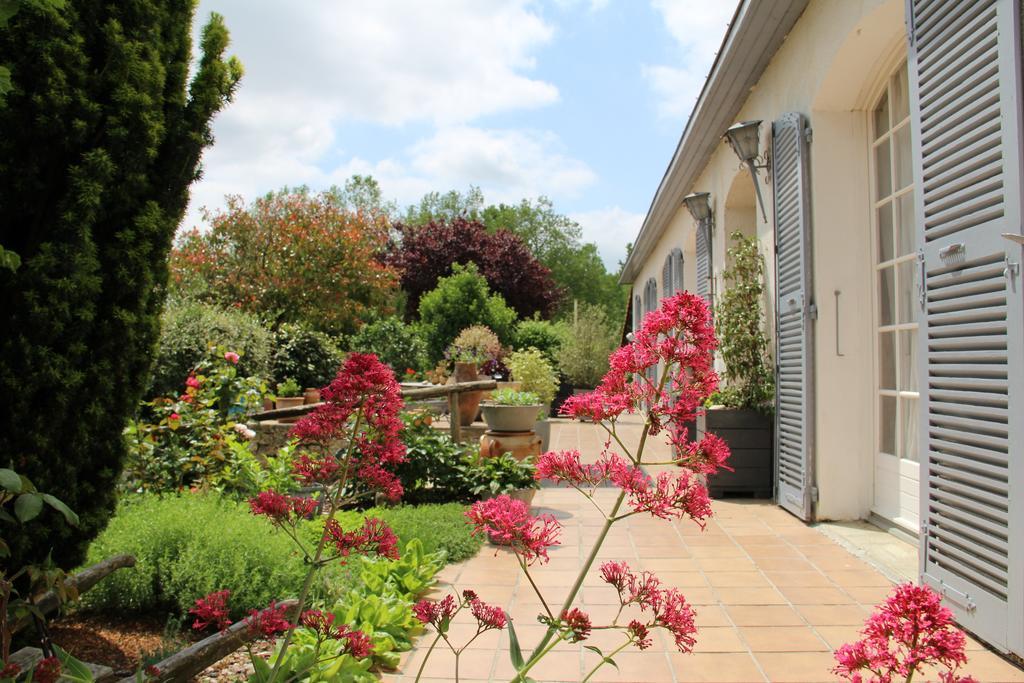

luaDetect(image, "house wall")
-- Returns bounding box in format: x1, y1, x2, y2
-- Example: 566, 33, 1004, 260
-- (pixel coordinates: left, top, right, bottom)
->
633, 0, 907, 520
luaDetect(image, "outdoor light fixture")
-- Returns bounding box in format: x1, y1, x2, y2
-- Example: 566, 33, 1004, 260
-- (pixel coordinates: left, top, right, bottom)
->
682, 191, 712, 224
724, 120, 769, 221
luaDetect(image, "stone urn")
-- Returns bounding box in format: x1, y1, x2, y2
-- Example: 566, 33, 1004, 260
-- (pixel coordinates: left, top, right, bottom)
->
452, 361, 482, 426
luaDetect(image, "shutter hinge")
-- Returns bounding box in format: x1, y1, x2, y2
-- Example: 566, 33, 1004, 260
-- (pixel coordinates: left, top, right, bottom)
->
803, 127, 813, 144
810, 486, 819, 502
808, 303, 818, 320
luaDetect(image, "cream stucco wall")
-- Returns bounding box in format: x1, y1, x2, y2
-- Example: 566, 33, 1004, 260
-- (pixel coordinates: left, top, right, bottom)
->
631, 0, 907, 521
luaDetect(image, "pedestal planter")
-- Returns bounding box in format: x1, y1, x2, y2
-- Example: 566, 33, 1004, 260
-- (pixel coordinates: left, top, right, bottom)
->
480, 404, 543, 433
479, 430, 542, 462
698, 407, 774, 498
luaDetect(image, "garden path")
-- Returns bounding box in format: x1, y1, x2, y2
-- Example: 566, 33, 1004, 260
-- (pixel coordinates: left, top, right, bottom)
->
384, 418, 1024, 682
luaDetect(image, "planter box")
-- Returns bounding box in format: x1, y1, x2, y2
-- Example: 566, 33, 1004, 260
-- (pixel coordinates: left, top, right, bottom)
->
697, 408, 773, 499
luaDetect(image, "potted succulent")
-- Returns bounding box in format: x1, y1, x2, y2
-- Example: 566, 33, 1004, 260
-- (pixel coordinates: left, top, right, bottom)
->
699, 231, 776, 498
507, 348, 559, 450
480, 389, 543, 433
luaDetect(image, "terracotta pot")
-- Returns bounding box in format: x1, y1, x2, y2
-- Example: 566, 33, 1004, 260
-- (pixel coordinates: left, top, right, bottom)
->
479, 430, 542, 462
303, 388, 321, 405
453, 361, 482, 426
274, 395, 305, 424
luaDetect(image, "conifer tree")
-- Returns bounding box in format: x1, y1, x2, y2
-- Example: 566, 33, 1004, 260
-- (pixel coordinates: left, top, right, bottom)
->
0, 0, 242, 567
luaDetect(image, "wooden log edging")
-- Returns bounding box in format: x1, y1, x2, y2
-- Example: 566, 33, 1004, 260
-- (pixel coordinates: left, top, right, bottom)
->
123, 599, 300, 683
12, 554, 137, 635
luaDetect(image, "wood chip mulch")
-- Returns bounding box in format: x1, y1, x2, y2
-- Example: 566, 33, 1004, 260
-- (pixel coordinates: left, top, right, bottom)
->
47, 614, 168, 675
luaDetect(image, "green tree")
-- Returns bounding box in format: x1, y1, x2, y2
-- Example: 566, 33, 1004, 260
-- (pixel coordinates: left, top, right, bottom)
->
403, 185, 484, 225
418, 263, 517, 362
0, 1, 241, 568
330, 174, 397, 220
481, 197, 627, 322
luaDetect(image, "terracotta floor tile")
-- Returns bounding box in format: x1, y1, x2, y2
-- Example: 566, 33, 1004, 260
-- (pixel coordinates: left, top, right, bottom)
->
825, 570, 893, 587
693, 604, 732, 627
706, 571, 771, 588
763, 570, 834, 587
813, 625, 864, 649
654, 570, 710, 587
713, 586, 788, 605
585, 651, 676, 682
685, 534, 742, 547
678, 586, 718, 605
725, 604, 805, 626
794, 604, 871, 626
402, 645, 496, 680
691, 626, 748, 652
843, 584, 895, 605
670, 652, 768, 682
694, 557, 758, 573
777, 585, 855, 605
750, 557, 816, 572
753, 651, 841, 682
492, 648, 583, 681
946, 650, 1024, 682
688, 544, 750, 558
739, 626, 830, 652
806, 554, 873, 572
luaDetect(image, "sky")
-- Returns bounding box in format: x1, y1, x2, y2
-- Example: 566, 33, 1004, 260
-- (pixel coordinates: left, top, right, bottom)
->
187, 0, 737, 270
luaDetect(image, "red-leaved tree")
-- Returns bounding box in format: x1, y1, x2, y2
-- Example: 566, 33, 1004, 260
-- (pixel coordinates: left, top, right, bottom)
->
170, 188, 398, 335
386, 217, 563, 319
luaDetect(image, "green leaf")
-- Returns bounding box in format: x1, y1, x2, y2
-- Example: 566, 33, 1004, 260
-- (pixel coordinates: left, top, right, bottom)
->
42, 493, 79, 526
14, 493, 43, 522
0, 468, 21, 492
249, 653, 272, 683
53, 644, 95, 682
584, 645, 604, 657
507, 618, 525, 669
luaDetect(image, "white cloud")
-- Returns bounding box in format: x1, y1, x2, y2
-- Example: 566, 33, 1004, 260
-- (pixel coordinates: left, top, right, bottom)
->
570, 206, 645, 269
643, 0, 736, 120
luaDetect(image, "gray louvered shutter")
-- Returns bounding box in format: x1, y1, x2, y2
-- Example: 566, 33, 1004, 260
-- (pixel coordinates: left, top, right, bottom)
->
632, 294, 642, 333
909, 0, 1023, 657
673, 249, 684, 294
663, 256, 673, 298
695, 221, 712, 306
772, 112, 815, 522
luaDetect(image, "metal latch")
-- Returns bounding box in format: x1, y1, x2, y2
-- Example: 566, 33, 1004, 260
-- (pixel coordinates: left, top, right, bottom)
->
808, 303, 818, 320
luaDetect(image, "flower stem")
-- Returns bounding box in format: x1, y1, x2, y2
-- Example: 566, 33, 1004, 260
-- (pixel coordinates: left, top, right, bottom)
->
581, 639, 632, 683
518, 558, 554, 620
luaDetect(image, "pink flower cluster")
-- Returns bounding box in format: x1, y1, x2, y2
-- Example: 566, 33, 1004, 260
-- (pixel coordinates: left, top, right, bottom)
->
560, 608, 592, 642
324, 516, 399, 560
412, 590, 507, 634
536, 451, 712, 525
599, 561, 698, 653
245, 601, 293, 639
33, 657, 61, 683
248, 491, 318, 525
290, 353, 406, 500
833, 583, 976, 683
465, 495, 561, 565
300, 609, 373, 658
189, 588, 232, 631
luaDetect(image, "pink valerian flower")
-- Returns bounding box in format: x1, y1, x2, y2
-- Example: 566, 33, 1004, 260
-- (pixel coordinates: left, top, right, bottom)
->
465, 495, 561, 566
33, 657, 61, 683
833, 583, 975, 683
624, 469, 713, 525
560, 608, 592, 642
678, 433, 733, 475
325, 517, 399, 560
190, 589, 232, 631
299, 608, 371, 656
627, 620, 652, 650
246, 601, 292, 639
469, 597, 507, 631
289, 353, 406, 498
248, 491, 317, 524
292, 453, 340, 485
0, 662, 20, 678
224, 351, 240, 364
535, 450, 613, 488
597, 561, 697, 653
412, 595, 458, 630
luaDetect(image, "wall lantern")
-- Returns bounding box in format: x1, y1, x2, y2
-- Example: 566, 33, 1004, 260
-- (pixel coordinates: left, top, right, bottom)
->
682, 191, 712, 224
724, 120, 769, 221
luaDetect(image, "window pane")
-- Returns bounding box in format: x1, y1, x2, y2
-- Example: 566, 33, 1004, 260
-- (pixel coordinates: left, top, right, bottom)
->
893, 124, 913, 191
874, 91, 890, 138
898, 260, 918, 324
901, 396, 919, 461
875, 140, 892, 197
892, 64, 910, 123
896, 191, 916, 257
899, 329, 918, 392
877, 202, 895, 262
880, 395, 897, 455
879, 331, 896, 390
879, 267, 895, 325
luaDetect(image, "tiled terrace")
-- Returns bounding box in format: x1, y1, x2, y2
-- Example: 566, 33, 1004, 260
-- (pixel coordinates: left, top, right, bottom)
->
385, 419, 1024, 682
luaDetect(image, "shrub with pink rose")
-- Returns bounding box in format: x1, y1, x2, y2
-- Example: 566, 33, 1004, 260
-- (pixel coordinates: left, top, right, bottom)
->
123, 346, 270, 492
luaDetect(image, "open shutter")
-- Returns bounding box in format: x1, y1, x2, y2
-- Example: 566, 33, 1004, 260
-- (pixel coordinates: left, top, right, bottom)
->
673, 249, 684, 294
695, 220, 712, 306
663, 256, 673, 298
632, 294, 642, 333
772, 112, 815, 521
909, 0, 1024, 657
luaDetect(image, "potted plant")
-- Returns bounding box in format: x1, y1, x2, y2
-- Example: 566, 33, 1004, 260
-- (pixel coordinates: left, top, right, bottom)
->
446, 325, 502, 426
274, 377, 304, 410
699, 231, 775, 498
466, 452, 540, 507
480, 389, 543, 433
507, 348, 559, 450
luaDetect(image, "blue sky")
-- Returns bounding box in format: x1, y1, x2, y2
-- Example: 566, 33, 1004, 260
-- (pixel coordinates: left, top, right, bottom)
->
187, 1, 736, 269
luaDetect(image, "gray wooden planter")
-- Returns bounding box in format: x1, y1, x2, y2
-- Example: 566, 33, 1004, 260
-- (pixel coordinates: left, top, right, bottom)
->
697, 408, 774, 499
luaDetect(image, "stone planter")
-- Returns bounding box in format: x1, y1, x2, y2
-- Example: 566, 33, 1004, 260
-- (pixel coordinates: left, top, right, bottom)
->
697, 407, 774, 498
480, 404, 543, 433
534, 418, 551, 452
